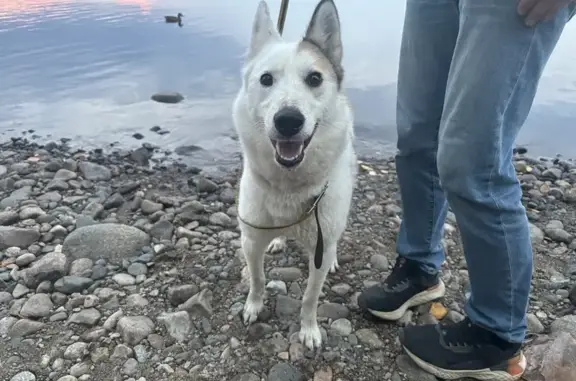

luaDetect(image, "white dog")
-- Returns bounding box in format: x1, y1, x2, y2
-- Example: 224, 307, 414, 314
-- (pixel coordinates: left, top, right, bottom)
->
232, 0, 357, 350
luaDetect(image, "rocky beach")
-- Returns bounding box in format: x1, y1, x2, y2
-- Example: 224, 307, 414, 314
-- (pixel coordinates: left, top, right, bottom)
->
0, 136, 575, 381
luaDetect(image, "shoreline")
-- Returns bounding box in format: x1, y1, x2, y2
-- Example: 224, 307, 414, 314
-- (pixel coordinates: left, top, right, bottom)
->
0, 137, 575, 381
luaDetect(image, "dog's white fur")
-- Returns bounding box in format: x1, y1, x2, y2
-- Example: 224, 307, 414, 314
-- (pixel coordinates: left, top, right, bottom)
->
232, 0, 357, 350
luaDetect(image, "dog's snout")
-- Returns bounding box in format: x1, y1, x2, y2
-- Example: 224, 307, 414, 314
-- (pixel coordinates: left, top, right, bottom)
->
273, 107, 305, 137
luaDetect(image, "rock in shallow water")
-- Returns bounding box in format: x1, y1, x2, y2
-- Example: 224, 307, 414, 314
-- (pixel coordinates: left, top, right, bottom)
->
151, 92, 184, 104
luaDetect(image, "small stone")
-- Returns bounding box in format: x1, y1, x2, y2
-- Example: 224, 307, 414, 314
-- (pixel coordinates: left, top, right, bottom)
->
127, 262, 148, 276
19, 251, 68, 288
68, 308, 101, 326
275, 295, 301, 317
54, 276, 94, 294
178, 289, 213, 317
64, 342, 88, 360
10, 371, 36, 381
266, 280, 288, 295
330, 318, 352, 336
78, 161, 112, 181
370, 254, 389, 270
20, 293, 53, 318
167, 284, 199, 306
355, 328, 384, 349
19, 206, 45, 220
158, 311, 192, 342
268, 362, 306, 381
140, 200, 163, 215
331, 283, 351, 296
113, 273, 136, 286
122, 358, 139, 375
318, 302, 349, 319
527, 313, 545, 334
529, 223, 544, 245
0, 227, 40, 250
313, 367, 333, 381
545, 227, 573, 243
15, 253, 36, 267
429, 302, 448, 320
12, 283, 30, 298
117, 316, 155, 345
69, 258, 94, 276
196, 177, 219, 193
8, 319, 45, 337
209, 212, 232, 227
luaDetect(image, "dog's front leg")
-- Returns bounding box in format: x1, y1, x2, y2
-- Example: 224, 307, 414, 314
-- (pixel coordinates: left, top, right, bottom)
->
242, 233, 270, 325
299, 243, 336, 350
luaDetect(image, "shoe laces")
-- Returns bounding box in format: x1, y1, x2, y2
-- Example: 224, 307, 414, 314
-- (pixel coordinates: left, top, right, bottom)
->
384, 257, 411, 290
441, 318, 487, 348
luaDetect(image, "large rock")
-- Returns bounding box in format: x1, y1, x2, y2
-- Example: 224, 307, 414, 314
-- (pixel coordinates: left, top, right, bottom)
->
0, 227, 40, 249
551, 315, 576, 338
524, 333, 576, 381
62, 223, 149, 265
19, 251, 68, 288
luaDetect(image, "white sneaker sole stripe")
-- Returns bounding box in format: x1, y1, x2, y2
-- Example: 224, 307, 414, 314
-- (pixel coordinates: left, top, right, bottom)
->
403, 346, 526, 381
367, 280, 446, 321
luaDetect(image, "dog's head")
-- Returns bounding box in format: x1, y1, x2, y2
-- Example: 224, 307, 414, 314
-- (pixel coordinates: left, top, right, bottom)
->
239, 0, 344, 169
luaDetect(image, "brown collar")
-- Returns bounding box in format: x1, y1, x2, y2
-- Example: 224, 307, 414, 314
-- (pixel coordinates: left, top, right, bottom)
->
237, 183, 329, 269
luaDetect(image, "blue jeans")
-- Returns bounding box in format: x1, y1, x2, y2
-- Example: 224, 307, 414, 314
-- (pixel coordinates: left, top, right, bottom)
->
395, 0, 574, 344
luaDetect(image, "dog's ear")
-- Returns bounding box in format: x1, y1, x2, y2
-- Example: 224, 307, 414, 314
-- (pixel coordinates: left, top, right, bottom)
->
248, 1, 281, 60
304, 0, 342, 65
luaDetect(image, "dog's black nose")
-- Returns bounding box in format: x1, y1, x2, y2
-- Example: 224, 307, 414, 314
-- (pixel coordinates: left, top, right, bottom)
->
274, 107, 305, 137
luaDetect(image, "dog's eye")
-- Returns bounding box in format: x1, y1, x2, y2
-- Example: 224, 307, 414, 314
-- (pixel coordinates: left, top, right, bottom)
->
305, 72, 323, 88
260, 73, 274, 87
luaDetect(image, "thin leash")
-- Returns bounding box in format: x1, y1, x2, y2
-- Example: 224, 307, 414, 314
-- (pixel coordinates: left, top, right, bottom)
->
277, 0, 290, 35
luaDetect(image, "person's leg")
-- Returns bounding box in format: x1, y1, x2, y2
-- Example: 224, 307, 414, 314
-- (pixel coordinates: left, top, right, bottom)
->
358, 0, 459, 320
400, 1, 573, 379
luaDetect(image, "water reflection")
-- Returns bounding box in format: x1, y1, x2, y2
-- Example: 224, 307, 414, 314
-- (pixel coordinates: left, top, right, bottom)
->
1, 0, 575, 168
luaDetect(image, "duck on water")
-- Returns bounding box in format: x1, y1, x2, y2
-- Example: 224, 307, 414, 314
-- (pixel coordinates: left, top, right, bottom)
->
165, 13, 183, 23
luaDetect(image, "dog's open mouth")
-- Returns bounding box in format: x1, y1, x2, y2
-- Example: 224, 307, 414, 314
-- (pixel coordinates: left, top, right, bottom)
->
271, 137, 313, 168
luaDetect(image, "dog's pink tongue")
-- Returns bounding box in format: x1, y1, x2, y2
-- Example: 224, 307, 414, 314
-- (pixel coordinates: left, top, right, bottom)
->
276, 141, 303, 159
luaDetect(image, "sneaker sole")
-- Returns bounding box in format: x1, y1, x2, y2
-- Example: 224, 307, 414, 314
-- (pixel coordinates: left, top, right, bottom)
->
367, 280, 446, 321
403, 346, 526, 381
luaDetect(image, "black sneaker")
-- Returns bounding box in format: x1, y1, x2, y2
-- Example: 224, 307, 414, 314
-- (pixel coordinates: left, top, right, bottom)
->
399, 318, 526, 381
358, 257, 446, 320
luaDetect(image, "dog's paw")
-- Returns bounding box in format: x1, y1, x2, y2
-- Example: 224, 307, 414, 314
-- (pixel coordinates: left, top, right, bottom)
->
299, 323, 322, 350
242, 297, 264, 325
266, 237, 287, 254
329, 258, 340, 273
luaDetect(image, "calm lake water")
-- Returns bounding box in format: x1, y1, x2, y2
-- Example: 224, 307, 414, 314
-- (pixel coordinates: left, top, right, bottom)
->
1, 0, 576, 168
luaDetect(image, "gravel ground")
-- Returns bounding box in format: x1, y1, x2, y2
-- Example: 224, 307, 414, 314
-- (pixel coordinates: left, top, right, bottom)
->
0, 137, 575, 381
